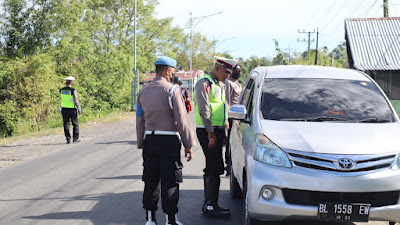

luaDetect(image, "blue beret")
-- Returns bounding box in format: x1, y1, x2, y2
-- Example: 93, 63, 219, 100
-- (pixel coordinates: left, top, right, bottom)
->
154, 56, 177, 68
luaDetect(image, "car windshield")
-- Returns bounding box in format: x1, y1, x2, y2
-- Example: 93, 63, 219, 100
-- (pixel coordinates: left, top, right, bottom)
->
261, 78, 395, 123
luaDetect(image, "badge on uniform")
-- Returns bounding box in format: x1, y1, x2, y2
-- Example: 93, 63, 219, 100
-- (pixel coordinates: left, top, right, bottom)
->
204, 83, 211, 93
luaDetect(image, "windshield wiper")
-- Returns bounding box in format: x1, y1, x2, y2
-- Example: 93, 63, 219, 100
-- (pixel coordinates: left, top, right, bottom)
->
357, 118, 392, 123
281, 116, 350, 122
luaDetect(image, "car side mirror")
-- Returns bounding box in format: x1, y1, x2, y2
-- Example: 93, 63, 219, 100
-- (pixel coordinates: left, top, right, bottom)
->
228, 105, 247, 121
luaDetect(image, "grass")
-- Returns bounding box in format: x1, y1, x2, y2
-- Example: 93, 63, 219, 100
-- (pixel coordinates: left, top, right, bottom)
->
0, 111, 135, 146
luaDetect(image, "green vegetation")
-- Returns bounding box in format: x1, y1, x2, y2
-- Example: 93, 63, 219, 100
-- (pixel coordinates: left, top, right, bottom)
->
0, 0, 185, 137
0, 0, 349, 138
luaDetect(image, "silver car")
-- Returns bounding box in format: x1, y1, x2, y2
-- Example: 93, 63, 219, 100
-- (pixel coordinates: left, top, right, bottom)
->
228, 65, 400, 225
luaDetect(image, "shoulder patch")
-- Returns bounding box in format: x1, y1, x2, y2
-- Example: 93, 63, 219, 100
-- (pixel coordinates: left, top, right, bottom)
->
204, 82, 211, 93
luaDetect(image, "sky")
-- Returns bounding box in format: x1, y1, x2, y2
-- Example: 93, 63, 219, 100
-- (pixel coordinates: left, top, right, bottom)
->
155, 0, 400, 60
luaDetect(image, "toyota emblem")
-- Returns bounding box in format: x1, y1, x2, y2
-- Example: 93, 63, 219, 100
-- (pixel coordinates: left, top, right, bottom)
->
338, 158, 354, 170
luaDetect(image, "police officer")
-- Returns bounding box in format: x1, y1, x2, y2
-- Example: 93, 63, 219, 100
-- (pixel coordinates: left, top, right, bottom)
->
195, 56, 237, 217
173, 77, 192, 113
60, 76, 82, 144
136, 57, 196, 225
224, 64, 242, 175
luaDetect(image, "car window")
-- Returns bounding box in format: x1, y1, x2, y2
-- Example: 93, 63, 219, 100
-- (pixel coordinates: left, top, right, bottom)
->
246, 82, 255, 121
241, 78, 255, 106
261, 78, 395, 123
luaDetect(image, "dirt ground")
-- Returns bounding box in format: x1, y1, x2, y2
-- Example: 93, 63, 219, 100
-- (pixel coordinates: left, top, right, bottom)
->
0, 114, 135, 168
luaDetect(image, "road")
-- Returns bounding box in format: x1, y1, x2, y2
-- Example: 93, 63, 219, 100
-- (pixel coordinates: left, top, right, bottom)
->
0, 113, 388, 225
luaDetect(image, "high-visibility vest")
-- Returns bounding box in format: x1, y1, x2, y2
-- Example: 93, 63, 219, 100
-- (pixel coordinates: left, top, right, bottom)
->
195, 74, 226, 127
60, 87, 75, 108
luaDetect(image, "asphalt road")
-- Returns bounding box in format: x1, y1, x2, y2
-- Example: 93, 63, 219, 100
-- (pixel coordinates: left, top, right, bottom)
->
0, 113, 389, 225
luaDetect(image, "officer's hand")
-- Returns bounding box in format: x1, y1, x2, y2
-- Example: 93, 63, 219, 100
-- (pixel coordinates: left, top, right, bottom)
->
225, 120, 229, 130
185, 148, 193, 162
208, 132, 217, 149
223, 134, 227, 146
78, 111, 82, 115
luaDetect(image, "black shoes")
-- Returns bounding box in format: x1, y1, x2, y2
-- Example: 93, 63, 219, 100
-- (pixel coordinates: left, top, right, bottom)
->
66, 139, 80, 144
224, 166, 231, 176
202, 204, 230, 218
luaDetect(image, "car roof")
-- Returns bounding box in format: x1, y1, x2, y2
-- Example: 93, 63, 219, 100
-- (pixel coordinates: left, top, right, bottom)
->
258, 65, 370, 81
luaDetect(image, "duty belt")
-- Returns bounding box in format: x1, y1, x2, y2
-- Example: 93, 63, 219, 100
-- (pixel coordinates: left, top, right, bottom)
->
196, 125, 225, 129
144, 130, 179, 137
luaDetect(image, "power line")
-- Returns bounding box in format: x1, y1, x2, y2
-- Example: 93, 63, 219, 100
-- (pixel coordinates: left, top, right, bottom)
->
363, 0, 378, 17
319, 0, 348, 33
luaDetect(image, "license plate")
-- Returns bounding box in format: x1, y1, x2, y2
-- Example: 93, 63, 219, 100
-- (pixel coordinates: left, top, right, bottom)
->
318, 203, 371, 222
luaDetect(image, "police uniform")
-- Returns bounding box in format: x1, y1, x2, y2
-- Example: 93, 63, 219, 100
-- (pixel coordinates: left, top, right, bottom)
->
224, 76, 242, 108
60, 76, 82, 144
136, 57, 196, 225
195, 56, 237, 217
224, 67, 242, 174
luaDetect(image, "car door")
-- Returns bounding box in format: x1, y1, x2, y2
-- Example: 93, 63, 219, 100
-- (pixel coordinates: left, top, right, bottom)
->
231, 74, 257, 188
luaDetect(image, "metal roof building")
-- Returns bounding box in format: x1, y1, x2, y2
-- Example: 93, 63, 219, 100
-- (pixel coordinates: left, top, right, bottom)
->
345, 17, 400, 100
345, 17, 400, 71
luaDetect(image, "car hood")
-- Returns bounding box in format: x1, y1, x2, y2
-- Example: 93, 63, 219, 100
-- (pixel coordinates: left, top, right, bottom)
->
260, 120, 400, 155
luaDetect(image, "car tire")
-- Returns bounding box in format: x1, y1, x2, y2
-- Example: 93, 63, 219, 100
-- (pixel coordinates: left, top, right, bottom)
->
243, 177, 259, 225
389, 222, 397, 225
230, 166, 242, 199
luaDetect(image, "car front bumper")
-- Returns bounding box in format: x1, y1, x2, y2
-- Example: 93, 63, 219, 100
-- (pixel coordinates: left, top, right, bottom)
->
246, 158, 400, 222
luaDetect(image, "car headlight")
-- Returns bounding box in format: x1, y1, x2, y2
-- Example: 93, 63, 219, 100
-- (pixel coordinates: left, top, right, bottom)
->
394, 154, 400, 170
254, 134, 292, 168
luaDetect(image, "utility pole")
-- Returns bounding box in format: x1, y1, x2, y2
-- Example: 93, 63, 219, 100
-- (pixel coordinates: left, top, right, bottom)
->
314, 27, 319, 65
189, 11, 193, 98
298, 29, 315, 64
284, 46, 293, 62
383, 0, 389, 17
213, 36, 216, 64
130, 0, 137, 111
331, 53, 335, 67
186, 11, 223, 97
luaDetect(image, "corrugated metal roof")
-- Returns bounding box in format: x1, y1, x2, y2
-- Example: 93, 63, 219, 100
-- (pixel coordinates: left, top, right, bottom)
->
345, 17, 400, 71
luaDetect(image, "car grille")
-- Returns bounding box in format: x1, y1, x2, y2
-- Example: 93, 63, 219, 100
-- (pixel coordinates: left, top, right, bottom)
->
285, 149, 396, 174
282, 189, 399, 207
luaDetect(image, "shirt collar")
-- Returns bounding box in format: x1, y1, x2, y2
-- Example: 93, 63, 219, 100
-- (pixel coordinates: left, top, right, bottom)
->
209, 73, 222, 85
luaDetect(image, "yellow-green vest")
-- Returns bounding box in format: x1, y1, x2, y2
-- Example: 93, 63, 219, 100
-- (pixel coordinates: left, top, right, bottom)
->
60, 87, 75, 108
195, 74, 226, 127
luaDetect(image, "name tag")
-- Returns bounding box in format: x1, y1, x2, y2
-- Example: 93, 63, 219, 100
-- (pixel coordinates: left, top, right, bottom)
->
214, 86, 221, 98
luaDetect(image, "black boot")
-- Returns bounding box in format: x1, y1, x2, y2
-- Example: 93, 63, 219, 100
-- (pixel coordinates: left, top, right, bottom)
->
202, 176, 230, 218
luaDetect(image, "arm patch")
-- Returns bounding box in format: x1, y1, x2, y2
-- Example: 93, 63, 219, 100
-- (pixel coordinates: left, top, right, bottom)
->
136, 103, 143, 116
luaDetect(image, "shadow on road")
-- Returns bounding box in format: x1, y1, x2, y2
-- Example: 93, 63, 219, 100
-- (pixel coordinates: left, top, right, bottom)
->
22, 189, 355, 225
95, 140, 137, 145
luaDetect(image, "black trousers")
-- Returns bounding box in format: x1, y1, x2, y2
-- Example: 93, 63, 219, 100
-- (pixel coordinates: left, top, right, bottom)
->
62, 108, 79, 141
225, 118, 234, 166
142, 134, 183, 215
196, 128, 225, 206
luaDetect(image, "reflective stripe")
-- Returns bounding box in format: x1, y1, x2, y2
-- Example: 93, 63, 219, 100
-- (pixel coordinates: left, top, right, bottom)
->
145, 130, 179, 136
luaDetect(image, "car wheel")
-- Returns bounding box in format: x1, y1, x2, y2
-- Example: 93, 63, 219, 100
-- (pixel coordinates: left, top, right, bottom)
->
389, 222, 397, 225
243, 178, 258, 225
230, 166, 242, 199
